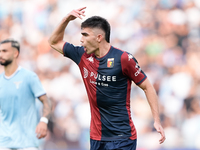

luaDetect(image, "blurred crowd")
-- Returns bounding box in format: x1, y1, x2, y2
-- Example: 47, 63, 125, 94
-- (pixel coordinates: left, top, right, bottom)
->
0, 0, 200, 150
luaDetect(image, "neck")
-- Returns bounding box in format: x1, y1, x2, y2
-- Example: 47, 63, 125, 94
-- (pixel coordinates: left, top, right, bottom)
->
4, 61, 18, 76
95, 42, 111, 58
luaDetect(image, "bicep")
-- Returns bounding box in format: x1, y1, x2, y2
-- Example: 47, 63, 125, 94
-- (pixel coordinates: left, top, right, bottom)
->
50, 41, 65, 54
138, 78, 154, 93
138, 78, 150, 90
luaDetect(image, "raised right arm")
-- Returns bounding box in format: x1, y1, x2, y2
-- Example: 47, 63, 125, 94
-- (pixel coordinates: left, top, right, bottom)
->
48, 7, 86, 54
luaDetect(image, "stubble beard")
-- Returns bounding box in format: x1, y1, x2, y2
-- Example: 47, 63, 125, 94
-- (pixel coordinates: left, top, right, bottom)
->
0, 59, 13, 66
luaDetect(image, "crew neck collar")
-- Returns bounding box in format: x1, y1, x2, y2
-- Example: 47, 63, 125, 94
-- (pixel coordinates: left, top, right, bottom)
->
4, 66, 21, 79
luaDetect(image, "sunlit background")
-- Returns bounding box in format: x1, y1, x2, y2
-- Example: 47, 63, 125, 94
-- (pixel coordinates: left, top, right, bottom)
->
0, 0, 200, 150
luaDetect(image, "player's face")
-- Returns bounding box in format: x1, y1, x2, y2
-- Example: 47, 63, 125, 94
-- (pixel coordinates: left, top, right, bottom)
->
0, 43, 16, 66
80, 27, 99, 55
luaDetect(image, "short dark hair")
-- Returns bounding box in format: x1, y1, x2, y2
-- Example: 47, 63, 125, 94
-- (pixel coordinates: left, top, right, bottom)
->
81, 16, 111, 43
0, 39, 20, 53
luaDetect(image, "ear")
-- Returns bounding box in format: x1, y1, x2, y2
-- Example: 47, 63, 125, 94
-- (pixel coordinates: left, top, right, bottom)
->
14, 49, 19, 58
97, 34, 103, 43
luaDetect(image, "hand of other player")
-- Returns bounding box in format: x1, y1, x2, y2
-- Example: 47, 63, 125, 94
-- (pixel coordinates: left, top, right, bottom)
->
35, 122, 48, 139
66, 7, 86, 21
154, 121, 166, 144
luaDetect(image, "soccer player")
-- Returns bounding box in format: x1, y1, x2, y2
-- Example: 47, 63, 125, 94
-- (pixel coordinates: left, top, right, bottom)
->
48, 7, 165, 150
0, 39, 52, 150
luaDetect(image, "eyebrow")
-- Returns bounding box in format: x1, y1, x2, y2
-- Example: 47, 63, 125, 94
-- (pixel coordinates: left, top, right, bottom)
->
0, 49, 8, 52
81, 32, 89, 36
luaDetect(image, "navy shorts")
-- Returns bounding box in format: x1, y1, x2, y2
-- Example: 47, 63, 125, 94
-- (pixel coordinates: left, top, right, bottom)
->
90, 138, 137, 150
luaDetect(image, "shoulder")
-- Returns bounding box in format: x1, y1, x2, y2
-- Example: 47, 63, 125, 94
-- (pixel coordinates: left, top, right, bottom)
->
111, 46, 124, 55
111, 47, 135, 59
109, 47, 137, 64
108, 46, 125, 62
120, 51, 135, 62
120, 52, 139, 71
19, 67, 38, 78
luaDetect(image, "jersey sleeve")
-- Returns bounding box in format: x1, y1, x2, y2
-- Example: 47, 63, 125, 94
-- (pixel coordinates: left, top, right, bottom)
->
62, 42, 85, 65
121, 52, 147, 85
29, 72, 46, 98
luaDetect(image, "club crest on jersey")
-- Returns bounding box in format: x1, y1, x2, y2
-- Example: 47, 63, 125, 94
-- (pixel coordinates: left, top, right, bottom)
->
107, 58, 114, 68
14, 81, 22, 89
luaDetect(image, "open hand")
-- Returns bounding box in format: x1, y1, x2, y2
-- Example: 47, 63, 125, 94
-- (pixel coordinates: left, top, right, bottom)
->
67, 7, 86, 21
154, 121, 166, 144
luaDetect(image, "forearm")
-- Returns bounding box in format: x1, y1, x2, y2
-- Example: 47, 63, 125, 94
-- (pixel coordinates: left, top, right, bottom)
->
144, 86, 161, 123
48, 16, 70, 45
139, 79, 161, 123
139, 79, 166, 143
48, 7, 86, 53
39, 95, 52, 119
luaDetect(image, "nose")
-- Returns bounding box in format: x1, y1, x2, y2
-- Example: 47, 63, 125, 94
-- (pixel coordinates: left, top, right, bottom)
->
0, 51, 3, 59
80, 36, 84, 44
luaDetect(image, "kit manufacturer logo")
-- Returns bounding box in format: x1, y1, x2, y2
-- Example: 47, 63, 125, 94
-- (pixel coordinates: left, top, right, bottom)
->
87, 56, 94, 63
128, 54, 133, 61
83, 67, 88, 78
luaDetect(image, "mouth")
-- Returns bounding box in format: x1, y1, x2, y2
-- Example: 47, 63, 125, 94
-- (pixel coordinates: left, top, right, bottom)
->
0, 58, 6, 63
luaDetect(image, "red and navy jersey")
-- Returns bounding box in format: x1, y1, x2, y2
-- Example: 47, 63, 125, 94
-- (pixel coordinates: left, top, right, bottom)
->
63, 42, 147, 141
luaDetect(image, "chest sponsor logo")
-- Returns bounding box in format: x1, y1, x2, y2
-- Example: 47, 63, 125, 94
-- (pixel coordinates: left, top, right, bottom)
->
83, 67, 116, 87
90, 72, 116, 82
14, 81, 22, 89
107, 58, 114, 68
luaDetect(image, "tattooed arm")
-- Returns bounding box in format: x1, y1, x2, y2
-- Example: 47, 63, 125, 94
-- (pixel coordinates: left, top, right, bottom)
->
35, 94, 52, 139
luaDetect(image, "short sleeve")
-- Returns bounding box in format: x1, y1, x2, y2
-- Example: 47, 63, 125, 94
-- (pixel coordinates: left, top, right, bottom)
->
63, 42, 85, 65
121, 52, 147, 85
29, 73, 46, 98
